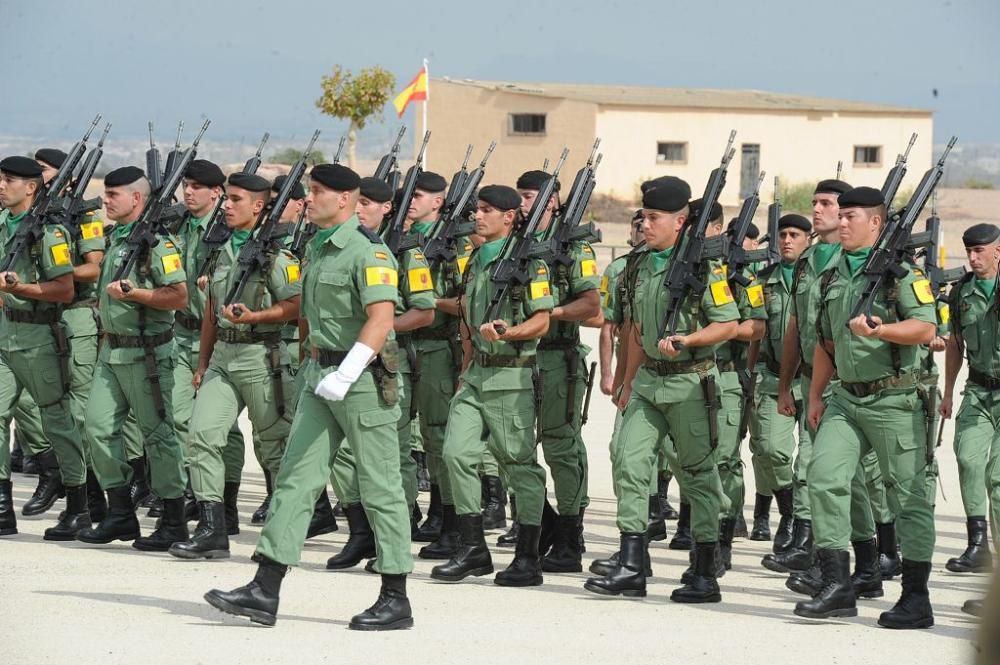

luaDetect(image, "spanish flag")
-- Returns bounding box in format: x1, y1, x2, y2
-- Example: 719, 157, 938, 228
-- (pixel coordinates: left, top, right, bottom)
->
393, 64, 428, 117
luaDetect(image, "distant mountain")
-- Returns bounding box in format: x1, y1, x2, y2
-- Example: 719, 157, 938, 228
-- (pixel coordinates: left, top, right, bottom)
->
938, 143, 1000, 188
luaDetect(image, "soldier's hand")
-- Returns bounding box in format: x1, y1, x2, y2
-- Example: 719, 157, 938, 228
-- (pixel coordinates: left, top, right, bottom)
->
849, 314, 882, 337
600, 373, 614, 396
0, 271, 19, 291
196, 276, 209, 291
222, 304, 257, 324
777, 389, 797, 417
807, 399, 826, 431
107, 280, 133, 301
192, 369, 206, 390
929, 335, 947, 353
939, 395, 953, 419
479, 321, 505, 342
658, 335, 686, 358
615, 385, 632, 412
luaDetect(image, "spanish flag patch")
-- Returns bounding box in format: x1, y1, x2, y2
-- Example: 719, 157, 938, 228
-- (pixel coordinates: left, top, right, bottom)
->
286, 265, 301, 283
50, 243, 71, 266
365, 266, 398, 287
375, 251, 389, 261
581, 259, 599, 277
408, 267, 433, 292
912, 279, 934, 305
530, 280, 551, 300
80, 221, 104, 240
746, 284, 764, 308
710, 280, 734, 306
161, 253, 182, 274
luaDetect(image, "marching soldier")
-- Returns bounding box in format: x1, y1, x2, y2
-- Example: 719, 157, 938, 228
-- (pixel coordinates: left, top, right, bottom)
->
584, 177, 739, 602
76, 166, 191, 551
793, 186, 937, 628
169, 173, 301, 559
204, 163, 414, 630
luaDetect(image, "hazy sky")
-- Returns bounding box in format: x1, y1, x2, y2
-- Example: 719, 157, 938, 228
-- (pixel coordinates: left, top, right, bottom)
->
4, 0, 997, 147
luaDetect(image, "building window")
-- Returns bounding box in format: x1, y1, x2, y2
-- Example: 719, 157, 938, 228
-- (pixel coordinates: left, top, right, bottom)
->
853, 145, 882, 166
509, 113, 546, 136
656, 142, 687, 164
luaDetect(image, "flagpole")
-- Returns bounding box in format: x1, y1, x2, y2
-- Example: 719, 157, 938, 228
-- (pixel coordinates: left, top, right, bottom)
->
422, 57, 429, 168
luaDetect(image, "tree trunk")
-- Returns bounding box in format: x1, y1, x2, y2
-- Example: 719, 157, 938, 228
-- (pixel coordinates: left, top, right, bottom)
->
347, 121, 358, 171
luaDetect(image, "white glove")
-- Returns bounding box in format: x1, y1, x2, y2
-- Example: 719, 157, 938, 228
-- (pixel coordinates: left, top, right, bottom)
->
314, 342, 375, 402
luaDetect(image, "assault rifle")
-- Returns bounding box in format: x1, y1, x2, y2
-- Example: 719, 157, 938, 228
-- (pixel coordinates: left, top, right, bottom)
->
422, 142, 495, 270
114, 119, 210, 292
333, 134, 347, 164
848, 137, 957, 328
882, 133, 917, 216
762, 176, 782, 267
0, 115, 101, 281
49, 122, 112, 236
541, 139, 603, 259
382, 131, 431, 256
197, 132, 270, 278
484, 149, 568, 333
146, 122, 164, 193
162, 121, 185, 193
444, 144, 474, 212
225, 131, 319, 315
374, 126, 405, 183
719, 170, 766, 289
907, 191, 967, 291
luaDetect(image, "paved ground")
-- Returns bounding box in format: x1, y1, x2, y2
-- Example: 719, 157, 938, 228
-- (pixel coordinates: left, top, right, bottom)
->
0, 328, 988, 665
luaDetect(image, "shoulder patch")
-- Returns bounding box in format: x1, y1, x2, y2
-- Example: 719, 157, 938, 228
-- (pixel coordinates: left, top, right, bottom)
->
375, 251, 389, 261
285, 264, 301, 283
912, 279, 934, 305
164, 241, 175, 249
50, 243, 71, 266
580, 258, 599, 277
80, 220, 104, 240
712, 267, 725, 277
746, 284, 765, 308
358, 225, 383, 243
582, 245, 594, 254
53, 230, 65, 239
710, 280, 734, 306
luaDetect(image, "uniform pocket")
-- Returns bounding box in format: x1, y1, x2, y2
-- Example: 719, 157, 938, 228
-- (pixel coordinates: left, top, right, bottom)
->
359, 407, 398, 429
317, 271, 354, 317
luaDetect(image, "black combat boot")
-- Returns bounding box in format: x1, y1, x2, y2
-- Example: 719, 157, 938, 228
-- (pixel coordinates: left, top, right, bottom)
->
681, 531, 726, 585
306, 489, 338, 539
169, 502, 230, 559
184, 491, 199, 522
786, 562, 823, 596
876, 521, 901, 579
134, 496, 189, 551
497, 495, 520, 547
10, 439, 24, 473
223, 482, 240, 535
538, 499, 559, 557
76, 485, 140, 543
850, 538, 884, 599
411, 502, 422, 537
22, 449, 64, 516
646, 495, 667, 542
412, 451, 431, 494
204, 554, 287, 626
43, 484, 91, 541
495, 524, 543, 587
719, 517, 737, 571
762, 519, 813, 573
750, 493, 772, 541
589, 541, 653, 577
21, 451, 40, 475
349, 574, 414, 631
0, 480, 16, 536
584, 532, 647, 597
128, 456, 151, 508
946, 517, 991, 573
658, 473, 679, 520
481, 475, 507, 530
542, 514, 583, 573
431, 513, 494, 581
413, 484, 443, 542
144, 495, 163, 517
326, 503, 377, 570
772, 486, 795, 553
671, 542, 722, 603
734, 513, 749, 539
418, 504, 459, 559
668, 502, 693, 550
251, 470, 272, 524
877, 560, 934, 629
86, 470, 107, 523
794, 549, 857, 619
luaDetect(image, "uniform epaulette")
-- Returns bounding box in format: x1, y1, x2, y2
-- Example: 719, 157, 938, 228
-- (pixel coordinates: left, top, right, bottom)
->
358, 225, 384, 244
757, 262, 780, 280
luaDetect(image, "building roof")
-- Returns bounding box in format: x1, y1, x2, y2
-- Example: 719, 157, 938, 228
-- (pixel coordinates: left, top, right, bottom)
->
438, 78, 929, 115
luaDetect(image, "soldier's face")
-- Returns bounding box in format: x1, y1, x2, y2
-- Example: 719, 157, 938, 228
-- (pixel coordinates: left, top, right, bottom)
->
778, 228, 810, 262
36, 162, 58, 184
408, 189, 442, 222
183, 179, 219, 216
356, 197, 391, 231
641, 209, 685, 251
705, 221, 723, 238
223, 186, 263, 229
813, 193, 840, 234
475, 202, 512, 241
0, 173, 34, 209
518, 189, 556, 227
305, 183, 349, 226
278, 198, 303, 223
837, 207, 880, 251
102, 186, 140, 222
966, 243, 1000, 278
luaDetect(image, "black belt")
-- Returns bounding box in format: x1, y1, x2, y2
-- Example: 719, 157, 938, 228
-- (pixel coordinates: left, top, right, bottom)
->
216, 328, 281, 345
643, 358, 715, 376
474, 352, 536, 368
106, 330, 174, 349
969, 367, 1000, 390
411, 326, 456, 341
538, 337, 580, 351
717, 360, 737, 373
175, 311, 202, 331
313, 348, 348, 367
3, 307, 60, 324
840, 373, 918, 398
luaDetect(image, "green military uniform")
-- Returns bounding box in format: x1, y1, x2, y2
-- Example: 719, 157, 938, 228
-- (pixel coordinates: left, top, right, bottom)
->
614, 248, 737, 541
255, 216, 412, 574
441, 238, 553, 526
330, 241, 435, 512
185, 240, 300, 502
0, 212, 86, 485
85, 224, 188, 499
809, 254, 937, 560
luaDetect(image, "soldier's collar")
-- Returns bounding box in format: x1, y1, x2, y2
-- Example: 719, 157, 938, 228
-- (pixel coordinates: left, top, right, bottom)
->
325, 215, 358, 248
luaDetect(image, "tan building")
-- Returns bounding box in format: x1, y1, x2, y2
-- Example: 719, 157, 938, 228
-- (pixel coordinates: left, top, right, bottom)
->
419, 78, 934, 205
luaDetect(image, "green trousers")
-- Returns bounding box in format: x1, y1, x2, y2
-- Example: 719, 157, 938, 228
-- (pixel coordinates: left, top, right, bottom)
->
955, 385, 1000, 519
442, 381, 546, 525
809, 388, 936, 560
11, 392, 49, 457
716, 371, 745, 519
331, 370, 418, 509
186, 344, 294, 503
537, 348, 590, 515
86, 351, 187, 499
256, 368, 412, 573
793, 374, 818, 519
749, 372, 799, 495
616, 389, 723, 542
0, 344, 86, 486
413, 344, 457, 503
610, 408, 676, 500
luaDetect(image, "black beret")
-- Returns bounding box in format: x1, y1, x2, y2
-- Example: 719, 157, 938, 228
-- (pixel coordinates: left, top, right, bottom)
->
690, 197, 723, 223
104, 166, 145, 187
962, 223, 1000, 248
778, 213, 812, 233
227, 173, 271, 193
814, 179, 852, 196
478, 184, 521, 211
184, 159, 225, 188
311, 163, 360, 192
415, 170, 447, 193
516, 169, 560, 193
0, 156, 43, 179
359, 177, 393, 204
838, 186, 884, 209
641, 176, 690, 213
745, 222, 761, 240
271, 175, 305, 200
640, 175, 680, 195
34, 148, 67, 169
